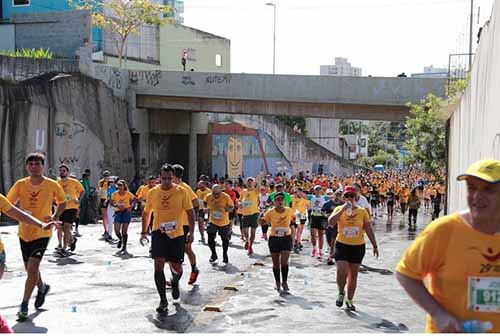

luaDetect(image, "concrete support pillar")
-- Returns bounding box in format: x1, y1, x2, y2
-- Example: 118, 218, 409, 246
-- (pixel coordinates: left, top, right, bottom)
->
189, 112, 197, 188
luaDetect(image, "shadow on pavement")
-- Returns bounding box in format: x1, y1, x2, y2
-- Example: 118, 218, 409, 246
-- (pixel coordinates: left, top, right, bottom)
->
181, 285, 204, 306
345, 310, 409, 333
47, 257, 84, 266
274, 293, 325, 310
212, 263, 241, 274
147, 303, 193, 332
359, 264, 394, 275
12, 309, 48, 333
112, 252, 140, 260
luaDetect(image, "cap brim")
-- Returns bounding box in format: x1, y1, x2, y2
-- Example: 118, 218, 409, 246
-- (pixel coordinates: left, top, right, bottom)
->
457, 173, 500, 184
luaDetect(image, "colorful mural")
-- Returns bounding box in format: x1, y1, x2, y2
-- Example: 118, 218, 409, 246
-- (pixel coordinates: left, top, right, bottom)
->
211, 123, 292, 178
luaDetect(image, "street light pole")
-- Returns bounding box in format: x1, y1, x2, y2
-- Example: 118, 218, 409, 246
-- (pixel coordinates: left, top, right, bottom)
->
469, 0, 474, 70
266, 2, 276, 74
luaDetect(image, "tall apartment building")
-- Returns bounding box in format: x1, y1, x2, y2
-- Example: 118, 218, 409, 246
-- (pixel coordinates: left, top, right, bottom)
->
320, 57, 362, 77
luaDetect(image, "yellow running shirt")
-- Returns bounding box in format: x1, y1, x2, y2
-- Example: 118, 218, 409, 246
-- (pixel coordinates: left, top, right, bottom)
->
7, 177, 66, 242
111, 191, 135, 211
58, 178, 84, 210
0, 194, 14, 254
332, 206, 370, 246
179, 182, 198, 226
205, 193, 233, 227
240, 189, 260, 216
397, 213, 500, 333
196, 188, 212, 209
262, 207, 294, 237
144, 185, 193, 239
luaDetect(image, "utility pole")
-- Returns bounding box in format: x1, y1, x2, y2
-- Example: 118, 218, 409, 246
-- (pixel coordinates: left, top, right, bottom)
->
469, 0, 474, 70
266, 2, 276, 74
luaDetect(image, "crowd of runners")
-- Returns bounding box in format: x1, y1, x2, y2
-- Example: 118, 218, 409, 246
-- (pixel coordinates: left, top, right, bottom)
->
1, 152, 498, 333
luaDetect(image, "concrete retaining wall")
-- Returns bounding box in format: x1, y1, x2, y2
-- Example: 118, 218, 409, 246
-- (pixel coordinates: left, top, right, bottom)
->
448, 1, 500, 213
0, 73, 135, 193
0, 55, 79, 82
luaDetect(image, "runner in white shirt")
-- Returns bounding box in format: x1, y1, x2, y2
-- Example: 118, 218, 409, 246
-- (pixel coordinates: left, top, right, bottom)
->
258, 186, 270, 240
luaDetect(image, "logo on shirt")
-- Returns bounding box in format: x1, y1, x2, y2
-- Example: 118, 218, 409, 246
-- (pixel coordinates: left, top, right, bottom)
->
470, 247, 500, 263
161, 195, 172, 209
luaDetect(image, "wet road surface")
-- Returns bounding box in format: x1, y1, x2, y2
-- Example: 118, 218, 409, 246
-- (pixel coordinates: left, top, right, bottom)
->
0, 207, 435, 333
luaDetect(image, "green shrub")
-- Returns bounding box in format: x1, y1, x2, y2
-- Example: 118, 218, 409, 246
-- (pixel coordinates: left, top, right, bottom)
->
0, 48, 53, 59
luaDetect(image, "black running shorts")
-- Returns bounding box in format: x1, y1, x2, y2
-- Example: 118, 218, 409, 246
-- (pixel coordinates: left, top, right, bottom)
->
268, 235, 293, 253
20, 237, 50, 263
310, 215, 326, 230
60, 209, 77, 224
241, 213, 259, 229
206, 223, 231, 239
151, 230, 184, 263
334, 241, 365, 264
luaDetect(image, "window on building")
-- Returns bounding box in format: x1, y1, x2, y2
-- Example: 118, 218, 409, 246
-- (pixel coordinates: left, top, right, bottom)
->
13, 0, 30, 6
215, 54, 222, 67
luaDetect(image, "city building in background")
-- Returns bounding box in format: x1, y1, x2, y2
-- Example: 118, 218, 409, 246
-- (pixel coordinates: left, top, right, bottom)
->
411, 65, 448, 78
320, 57, 362, 77
103, 24, 230, 73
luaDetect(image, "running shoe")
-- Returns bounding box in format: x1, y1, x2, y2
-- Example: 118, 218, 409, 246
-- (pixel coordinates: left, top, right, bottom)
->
58, 249, 69, 258
248, 246, 254, 255
34, 284, 50, 309
16, 303, 28, 322
156, 301, 168, 314
346, 301, 356, 311
188, 269, 199, 285
54, 245, 62, 251
171, 278, 180, 300
121, 248, 128, 255
282, 283, 290, 294
336, 293, 345, 308
0, 315, 13, 333
311, 248, 317, 257
70, 237, 77, 252
209, 254, 218, 263
327, 258, 335, 266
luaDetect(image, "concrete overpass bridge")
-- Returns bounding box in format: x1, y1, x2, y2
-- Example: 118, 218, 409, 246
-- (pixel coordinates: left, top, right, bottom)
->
82, 61, 447, 184
129, 71, 447, 122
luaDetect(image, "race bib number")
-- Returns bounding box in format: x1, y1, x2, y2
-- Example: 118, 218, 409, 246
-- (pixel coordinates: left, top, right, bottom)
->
212, 211, 223, 220
160, 221, 177, 234
275, 227, 288, 237
468, 277, 500, 312
343, 226, 360, 238
65, 194, 71, 201
242, 200, 252, 208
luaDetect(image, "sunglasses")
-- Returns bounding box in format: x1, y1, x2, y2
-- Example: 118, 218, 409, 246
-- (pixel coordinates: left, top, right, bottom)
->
344, 193, 356, 198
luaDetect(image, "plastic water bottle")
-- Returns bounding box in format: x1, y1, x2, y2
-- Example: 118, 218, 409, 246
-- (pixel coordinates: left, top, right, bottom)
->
71, 305, 77, 313
346, 202, 353, 216
463, 320, 493, 333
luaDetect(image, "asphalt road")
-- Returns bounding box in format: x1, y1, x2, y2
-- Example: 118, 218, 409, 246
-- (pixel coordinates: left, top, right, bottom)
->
0, 207, 433, 333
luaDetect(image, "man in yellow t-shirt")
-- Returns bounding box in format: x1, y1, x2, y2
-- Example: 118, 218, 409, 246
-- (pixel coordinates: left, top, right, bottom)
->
239, 177, 261, 255
396, 159, 500, 333
7, 153, 67, 321
195, 180, 212, 244
0, 193, 59, 332
141, 164, 195, 314
204, 184, 234, 264
398, 185, 410, 215
56, 164, 85, 257
172, 164, 200, 285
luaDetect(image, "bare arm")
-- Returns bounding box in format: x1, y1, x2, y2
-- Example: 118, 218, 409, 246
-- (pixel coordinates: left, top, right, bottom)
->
141, 210, 152, 235
5, 206, 58, 230
395, 272, 462, 332
328, 204, 347, 227
364, 221, 379, 258
186, 209, 196, 243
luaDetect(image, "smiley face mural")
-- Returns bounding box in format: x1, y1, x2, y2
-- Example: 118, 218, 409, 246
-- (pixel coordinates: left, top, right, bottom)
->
226, 136, 243, 178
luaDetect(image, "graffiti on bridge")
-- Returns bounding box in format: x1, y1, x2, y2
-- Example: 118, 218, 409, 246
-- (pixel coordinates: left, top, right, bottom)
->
55, 122, 86, 139
129, 70, 162, 87
206, 74, 232, 85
